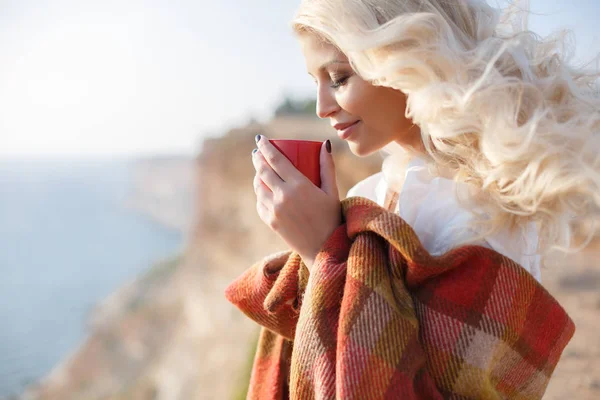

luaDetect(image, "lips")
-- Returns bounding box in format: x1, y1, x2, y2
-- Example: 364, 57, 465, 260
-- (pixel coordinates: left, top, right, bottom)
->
334, 120, 360, 140
333, 121, 360, 131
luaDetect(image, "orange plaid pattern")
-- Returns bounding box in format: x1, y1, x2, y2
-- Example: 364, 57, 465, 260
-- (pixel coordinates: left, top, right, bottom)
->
226, 196, 574, 399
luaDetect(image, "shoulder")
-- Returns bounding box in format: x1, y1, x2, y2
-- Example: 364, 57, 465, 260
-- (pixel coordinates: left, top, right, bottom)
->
397, 159, 542, 282
346, 171, 384, 200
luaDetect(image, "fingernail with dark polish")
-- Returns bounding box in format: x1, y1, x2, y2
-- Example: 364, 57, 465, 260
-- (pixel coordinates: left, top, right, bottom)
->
326, 140, 332, 153
252, 148, 258, 155
255, 134, 261, 143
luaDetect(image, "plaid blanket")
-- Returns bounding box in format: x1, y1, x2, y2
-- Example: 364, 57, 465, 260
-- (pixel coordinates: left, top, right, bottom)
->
225, 196, 575, 399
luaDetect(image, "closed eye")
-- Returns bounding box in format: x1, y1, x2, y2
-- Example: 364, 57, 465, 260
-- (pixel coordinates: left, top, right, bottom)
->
330, 75, 349, 89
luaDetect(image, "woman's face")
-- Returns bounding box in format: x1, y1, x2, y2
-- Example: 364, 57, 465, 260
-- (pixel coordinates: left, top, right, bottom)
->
298, 33, 422, 156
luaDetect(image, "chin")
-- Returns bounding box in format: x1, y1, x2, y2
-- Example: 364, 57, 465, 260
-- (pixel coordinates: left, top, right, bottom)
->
348, 141, 377, 158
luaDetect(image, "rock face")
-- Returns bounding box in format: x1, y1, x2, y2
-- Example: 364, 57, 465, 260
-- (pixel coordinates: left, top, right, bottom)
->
22, 115, 600, 400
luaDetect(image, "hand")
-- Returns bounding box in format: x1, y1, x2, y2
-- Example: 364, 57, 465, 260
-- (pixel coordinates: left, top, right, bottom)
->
252, 135, 342, 270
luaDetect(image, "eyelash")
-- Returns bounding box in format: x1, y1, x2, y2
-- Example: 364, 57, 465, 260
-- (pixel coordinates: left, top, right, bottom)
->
330, 75, 349, 89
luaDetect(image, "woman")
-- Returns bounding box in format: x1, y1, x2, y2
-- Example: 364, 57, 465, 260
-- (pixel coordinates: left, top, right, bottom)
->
250, 0, 599, 275
230, 0, 599, 398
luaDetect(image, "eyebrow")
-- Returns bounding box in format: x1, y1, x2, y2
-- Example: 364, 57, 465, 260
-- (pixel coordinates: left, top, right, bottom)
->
320, 60, 349, 70
308, 60, 350, 77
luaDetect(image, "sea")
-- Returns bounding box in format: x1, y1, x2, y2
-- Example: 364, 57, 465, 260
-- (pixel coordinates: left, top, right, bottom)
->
0, 158, 184, 397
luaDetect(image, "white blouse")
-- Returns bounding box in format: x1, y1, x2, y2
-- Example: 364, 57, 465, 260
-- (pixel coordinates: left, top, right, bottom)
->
346, 157, 542, 283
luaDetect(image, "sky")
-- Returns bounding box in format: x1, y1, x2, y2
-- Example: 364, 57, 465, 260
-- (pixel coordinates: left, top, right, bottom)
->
0, 0, 598, 157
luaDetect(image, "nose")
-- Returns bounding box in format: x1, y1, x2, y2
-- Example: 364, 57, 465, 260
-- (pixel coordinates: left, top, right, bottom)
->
316, 84, 340, 119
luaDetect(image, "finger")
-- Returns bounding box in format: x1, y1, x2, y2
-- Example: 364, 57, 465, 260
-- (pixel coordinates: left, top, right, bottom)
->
253, 149, 284, 193
319, 140, 339, 197
254, 175, 274, 204
255, 135, 299, 184
253, 174, 273, 195
256, 201, 273, 227
256, 200, 267, 221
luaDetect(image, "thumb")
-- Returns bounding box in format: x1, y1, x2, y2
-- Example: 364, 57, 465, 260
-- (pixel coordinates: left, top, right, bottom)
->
320, 140, 339, 197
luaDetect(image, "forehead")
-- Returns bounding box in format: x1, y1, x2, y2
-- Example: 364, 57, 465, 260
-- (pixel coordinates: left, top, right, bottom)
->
298, 33, 348, 73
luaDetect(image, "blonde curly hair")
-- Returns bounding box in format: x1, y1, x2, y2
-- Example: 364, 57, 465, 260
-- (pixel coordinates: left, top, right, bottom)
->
292, 0, 600, 254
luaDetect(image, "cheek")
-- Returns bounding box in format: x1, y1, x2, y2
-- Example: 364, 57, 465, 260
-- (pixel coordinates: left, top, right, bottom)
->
336, 84, 368, 116
367, 88, 409, 129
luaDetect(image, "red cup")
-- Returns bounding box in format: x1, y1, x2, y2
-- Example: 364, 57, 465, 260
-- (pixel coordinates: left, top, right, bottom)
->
269, 139, 323, 188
